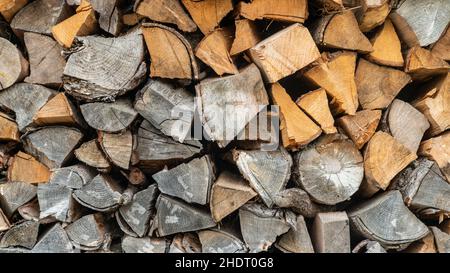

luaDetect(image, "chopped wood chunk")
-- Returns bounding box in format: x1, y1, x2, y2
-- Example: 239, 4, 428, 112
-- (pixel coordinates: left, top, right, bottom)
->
90, 0, 122, 36
431, 227, 450, 253
0, 221, 39, 249
122, 236, 167, 253
405, 46, 450, 81
198, 229, 248, 253
352, 239, 387, 253
0, 0, 28, 22
0, 113, 19, 142
230, 19, 261, 56
276, 215, 314, 253
312, 212, 350, 253
31, 223, 76, 253
7, 151, 51, 184
99, 131, 132, 170
74, 140, 111, 172
33, 93, 83, 127
432, 27, 450, 61
419, 132, 450, 182
38, 182, 80, 223
366, 18, 404, 67
168, 233, 202, 253
0, 37, 29, 90
238, 0, 308, 23
65, 214, 106, 250
356, 0, 391, 32
0, 181, 37, 217
181, 0, 233, 35
48, 164, 95, 190
337, 110, 381, 149
404, 233, 436, 253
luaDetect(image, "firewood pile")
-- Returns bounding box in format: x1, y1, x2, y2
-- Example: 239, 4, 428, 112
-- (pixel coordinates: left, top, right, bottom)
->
0, 0, 449, 253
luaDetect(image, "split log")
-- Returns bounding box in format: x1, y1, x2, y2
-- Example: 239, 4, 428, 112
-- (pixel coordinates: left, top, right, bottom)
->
360, 131, 417, 197
168, 233, 201, 253
355, 58, 411, 110
0, 83, 54, 131
356, 0, 391, 33
0, 221, 39, 249
0, 37, 28, 90
37, 182, 80, 223
181, 0, 233, 35
310, 10, 373, 53
74, 140, 110, 172
312, 212, 350, 253
121, 236, 167, 253
404, 233, 436, 253
276, 215, 314, 253
90, 0, 122, 36
23, 126, 83, 169
381, 99, 430, 154
63, 31, 147, 102
352, 239, 387, 253
366, 18, 404, 67
33, 93, 83, 127
122, 13, 143, 26
348, 190, 429, 249
0, 181, 36, 217
135, 0, 196, 33
65, 214, 106, 250
122, 167, 147, 186
238, 0, 308, 23
270, 83, 321, 150
249, 23, 320, 83
31, 223, 76, 253
230, 19, 260, 56
235, 108, 279, 150
0, 113, 19, 142
419, 132, 450, 182
7, 151, 51, 184
312, 0, 344, 12
0, 0, 28, 22
73, 174, 124, 212
196, 64, 269, 148
432, 27, 450, 61
296, 88, 337, 134
431, 227, 450, 253
210, 171, 257, 222
239, 203, 293, 253
233, 148, 293, 208
303, 51, 358, 115
337, 110, 382, 150
198, 229, 247, 253
153, 194, 216, 237
293, 134, 364, 205
405, 46, 450, 81
18, 199, 41, 222
0, 208, 10, 232
152, 156, 214, 205
10, 0, 72, 36
99, 131, 132, 170
134, 79, 195, 143
141, 23, 198, 80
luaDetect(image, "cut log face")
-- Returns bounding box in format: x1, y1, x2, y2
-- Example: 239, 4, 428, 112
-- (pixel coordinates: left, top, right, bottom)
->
233, 148, 293, 208
404, 233, 436, 253
0, 208, 10, 232
0, 220, 39, 249
355, 58, 411, 110
238, 0, 308, 23
337, 110, 382, 150
153, 156, 214, 205
0, 0, 28, 22
0, 181, 37, 217
419, 132, 450, 182
168, 233, 202, 253
312, 212, 350, 253
63, 32, 147, 102
196, 64, 269, 148
18, 199, 41, 222
230, 19, 261, 56
7, 151, 51, 184
366, 18, 404, 67
348, 190, 429, 249
276, 215, 314, 253
154, 195, 216, 237
75, 140, 111, 172
135, 0, 197, 33
65, 214, 106, 250
0, 83, 54, 131
122, 13, 143, 27
134, 80, 194, 143
38, 182, 79, 223
356, 0, 391, 33
304, 51, 358, 115
33, 93, 83, 127
210, 171, 257, 222
249, 23, 320, 83
181, 0, 233, 35
99, 131, 132, 170
198, 229, 248, 253
23, 126, 83, 169
431, 227, 450, 253
405, 46, 450, 81
90, 0, 122, 36
294, 134, 364, 205
31, 223, 76, 253
432, 27, 450, 61
121, 236, 167, 253
352, 239, 387, 253
0, 37, 28, 90
0, 113, 19, 142
46, 165, 94, 194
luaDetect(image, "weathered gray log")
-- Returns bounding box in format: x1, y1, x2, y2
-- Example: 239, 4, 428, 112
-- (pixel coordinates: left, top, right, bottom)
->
198, 229, 248, 253
196, 64, 269, 148
293, 134, 364, 205
74, 140, 111, 172
431, 227, 450, 253
348, 190, 429, 249
121, 236, 167, 253
63, 31, 147, 102
0, 208, 10, 232
152, 156, 214, 205
168, 233, 202, 253
134, 79, 195, 143
23, 126, 83, 169
90, 0, 123, 36
0, 181, 36, 217
31, 223, 77, 253
0, 37, 28, 90
352, 239, 387, 253
0, 221, 39, 249
0, 83, 54, 131
37, 182, 81, 223
65, 214, 107, 250
233, 148, 292, 208
239, 203, 294, 253
276, 215, 314, 253
153, 194, 216, 237
49, 164, 95, 190
312, 212, 350, 253
99, 131, 133, 169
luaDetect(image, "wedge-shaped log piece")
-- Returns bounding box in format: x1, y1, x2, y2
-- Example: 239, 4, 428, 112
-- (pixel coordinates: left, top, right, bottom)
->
17, 199, 40, 222
142, 23, 198, 80
270, 83, 321, 150
0, 181, 36, 217
7, 151, 51, 184
304, 51, 358, 115
239, 203, 293, 253
230, 19, 261, 56
419, 132, 450, 182
31, 224, 76, 253
348, 190, 429, 249
0, 209, 10, 232
0, 113, 19, 142
405, 46, 450, 81
0, 83, 54, 131
181, 0, 232, 35
238, 0, 308, 23
432, 27, 450, 61
73, 174, 124, 212
47, 164, 95, 190
356, 59, 411, 110
63, 31, 147, 102
154, 195, 216, 236
312, 212, 350, 253
404, 233, 436, 253
0, 0, 28, 22
134, 80, 194, 143
294, 134, 364, 205
0, 221, 39, 249
356, 0, 390, 32
249, 23, 320, 83
431, 227, 450, 253
153, 156, 214, 205
65, 214, 106, 250
276, 215, 314, 253
296, 88, 336, 134
75, 140, 111, 172
0, 37, 28, 90
337, 110, 381, 149
23, 126, 83, 169
196, 64, 269, 148
99, 131, 132, 170
198, 229, 247, 253
38, 182, 79, 223
90, 0, 122, 36
233, 148, 293, 207
168, 233, 201, 253
33, 93, 83, 126
210, 171, 257, 222
352, 239, 387, 253
121, 236, 167, 253
366, 18, 403, 67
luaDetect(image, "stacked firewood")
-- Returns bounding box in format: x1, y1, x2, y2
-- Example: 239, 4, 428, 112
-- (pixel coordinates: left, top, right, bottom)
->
0, 0, 449, 253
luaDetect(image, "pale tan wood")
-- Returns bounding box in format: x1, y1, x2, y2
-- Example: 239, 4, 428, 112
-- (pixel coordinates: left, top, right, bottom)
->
312, 0, 343, 12
0, 113, 19, 142
181, 0, 233, 35
230, 19, 261, 56
33, 93, 80, 126
195, 28, 238, 76
74, 140, 111, 172
404, 233, 437, 253
357, 0, 391, 32
0, 37, 29, 90
270, 83, 322, 151
296, 88, 336, 134
304, 51, 358, 115
0, 208, 10, 232
99, 131, 132, 170
238, 0, 308, 23
388, 12, 420, 48
7, 151, 51, 184
405, 46, 450, 81
432, 27, 450, 61
122, 13, 144, 26
249, 23, 320, 83
419, 132, 450, 182
366, 18, 404, 67
0, 0, 28, 22
337, 109, 382, 150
